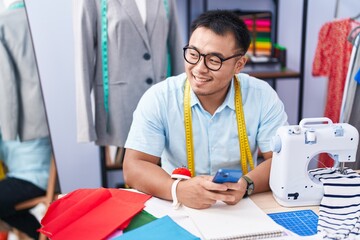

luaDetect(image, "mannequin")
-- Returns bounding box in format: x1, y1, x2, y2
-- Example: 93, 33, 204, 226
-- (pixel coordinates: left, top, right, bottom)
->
73, 0, 184, 147
0, 0, 49, 142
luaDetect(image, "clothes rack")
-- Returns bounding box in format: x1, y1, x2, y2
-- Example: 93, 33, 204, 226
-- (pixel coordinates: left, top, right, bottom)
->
340, 30, 360, 169
340, 31, 360, 123
351, 12, 360, 20
348, 26, 360, 44
334, 0, 340, 18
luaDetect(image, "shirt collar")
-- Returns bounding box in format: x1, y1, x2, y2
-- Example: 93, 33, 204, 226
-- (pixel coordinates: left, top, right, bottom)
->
189, 86, 199, 107
189, 76, 236, 111
224, 77, 236, 111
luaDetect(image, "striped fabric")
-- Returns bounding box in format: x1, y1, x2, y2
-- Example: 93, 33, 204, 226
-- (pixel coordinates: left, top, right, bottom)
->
309, 168, 360, 239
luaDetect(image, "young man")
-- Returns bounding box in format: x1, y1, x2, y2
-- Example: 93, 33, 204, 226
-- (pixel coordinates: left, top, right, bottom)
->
123, 10, 288, 209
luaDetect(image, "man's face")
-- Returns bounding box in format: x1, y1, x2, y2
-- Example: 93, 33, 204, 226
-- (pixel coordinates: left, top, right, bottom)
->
185, 27, 246, 99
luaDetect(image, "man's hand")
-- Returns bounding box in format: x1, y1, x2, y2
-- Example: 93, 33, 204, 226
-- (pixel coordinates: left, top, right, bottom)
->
220, 177, 248, 205
176, 175, 242, 209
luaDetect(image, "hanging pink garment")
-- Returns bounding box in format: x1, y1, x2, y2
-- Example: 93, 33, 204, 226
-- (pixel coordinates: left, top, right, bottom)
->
313, 18, 360, 123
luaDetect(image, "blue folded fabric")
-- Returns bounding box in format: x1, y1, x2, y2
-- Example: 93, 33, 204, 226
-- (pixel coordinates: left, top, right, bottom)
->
113, 215, 200, 240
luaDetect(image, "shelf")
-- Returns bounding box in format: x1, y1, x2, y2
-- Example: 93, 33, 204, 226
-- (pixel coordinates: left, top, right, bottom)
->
105, 163, 123, 171
100, 146, 124, 187
245, 68, 300, 79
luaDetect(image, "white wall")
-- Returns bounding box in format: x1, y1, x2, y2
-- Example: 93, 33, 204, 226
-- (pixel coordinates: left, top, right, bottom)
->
24, 0, 360, 192
25, 0, 101, 193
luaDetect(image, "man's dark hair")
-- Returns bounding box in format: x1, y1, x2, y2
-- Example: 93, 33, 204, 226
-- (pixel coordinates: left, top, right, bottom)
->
190, 10, 251, 54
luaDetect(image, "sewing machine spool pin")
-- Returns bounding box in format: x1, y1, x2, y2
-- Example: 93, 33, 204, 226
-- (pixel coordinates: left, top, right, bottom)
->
269, 117, 359, 207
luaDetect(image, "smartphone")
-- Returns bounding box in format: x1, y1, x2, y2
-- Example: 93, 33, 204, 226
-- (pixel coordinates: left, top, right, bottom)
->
212, 169, 242, 183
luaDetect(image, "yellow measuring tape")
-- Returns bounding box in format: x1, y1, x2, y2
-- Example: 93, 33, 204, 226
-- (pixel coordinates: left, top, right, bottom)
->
184, 75, 254, 177
184, 80, 195, 176
233, 76, 254, 174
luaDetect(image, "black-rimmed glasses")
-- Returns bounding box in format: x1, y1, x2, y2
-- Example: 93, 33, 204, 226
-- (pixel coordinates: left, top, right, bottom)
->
183, 45, 244, 71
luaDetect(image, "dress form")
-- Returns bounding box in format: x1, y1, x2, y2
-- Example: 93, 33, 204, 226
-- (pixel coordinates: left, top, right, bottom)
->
73, 0, 184, 146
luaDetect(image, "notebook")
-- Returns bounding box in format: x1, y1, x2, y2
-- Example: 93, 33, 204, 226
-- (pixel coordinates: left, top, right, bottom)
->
184, 198, 285, 240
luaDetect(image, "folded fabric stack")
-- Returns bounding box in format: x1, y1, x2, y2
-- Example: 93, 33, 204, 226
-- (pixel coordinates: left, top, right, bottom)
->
243, 17, 272, 57
39, 188, 151, 240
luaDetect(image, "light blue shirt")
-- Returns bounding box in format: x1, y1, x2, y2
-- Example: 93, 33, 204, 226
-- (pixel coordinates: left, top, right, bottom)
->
125, 73, 288, 176
0, 133, 51, 190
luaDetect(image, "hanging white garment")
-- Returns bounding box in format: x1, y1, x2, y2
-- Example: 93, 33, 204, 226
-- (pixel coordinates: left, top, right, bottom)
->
340, 28, 360, 169
340, 29, 360, 123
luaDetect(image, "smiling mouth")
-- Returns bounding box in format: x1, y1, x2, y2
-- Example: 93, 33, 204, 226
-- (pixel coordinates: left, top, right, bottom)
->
194, 75, 211, 82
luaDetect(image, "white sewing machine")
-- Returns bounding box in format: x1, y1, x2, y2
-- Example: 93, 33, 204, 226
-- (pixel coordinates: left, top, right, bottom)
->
269, 117, 359, 207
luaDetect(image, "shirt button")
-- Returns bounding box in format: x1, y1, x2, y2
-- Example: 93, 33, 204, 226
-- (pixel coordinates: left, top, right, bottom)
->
143, 53, 151, 60
145, 78, 153, 84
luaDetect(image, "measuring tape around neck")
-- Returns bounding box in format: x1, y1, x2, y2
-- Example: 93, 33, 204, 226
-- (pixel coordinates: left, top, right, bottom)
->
233, 75, 254, 174
183, 75, 254, 177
